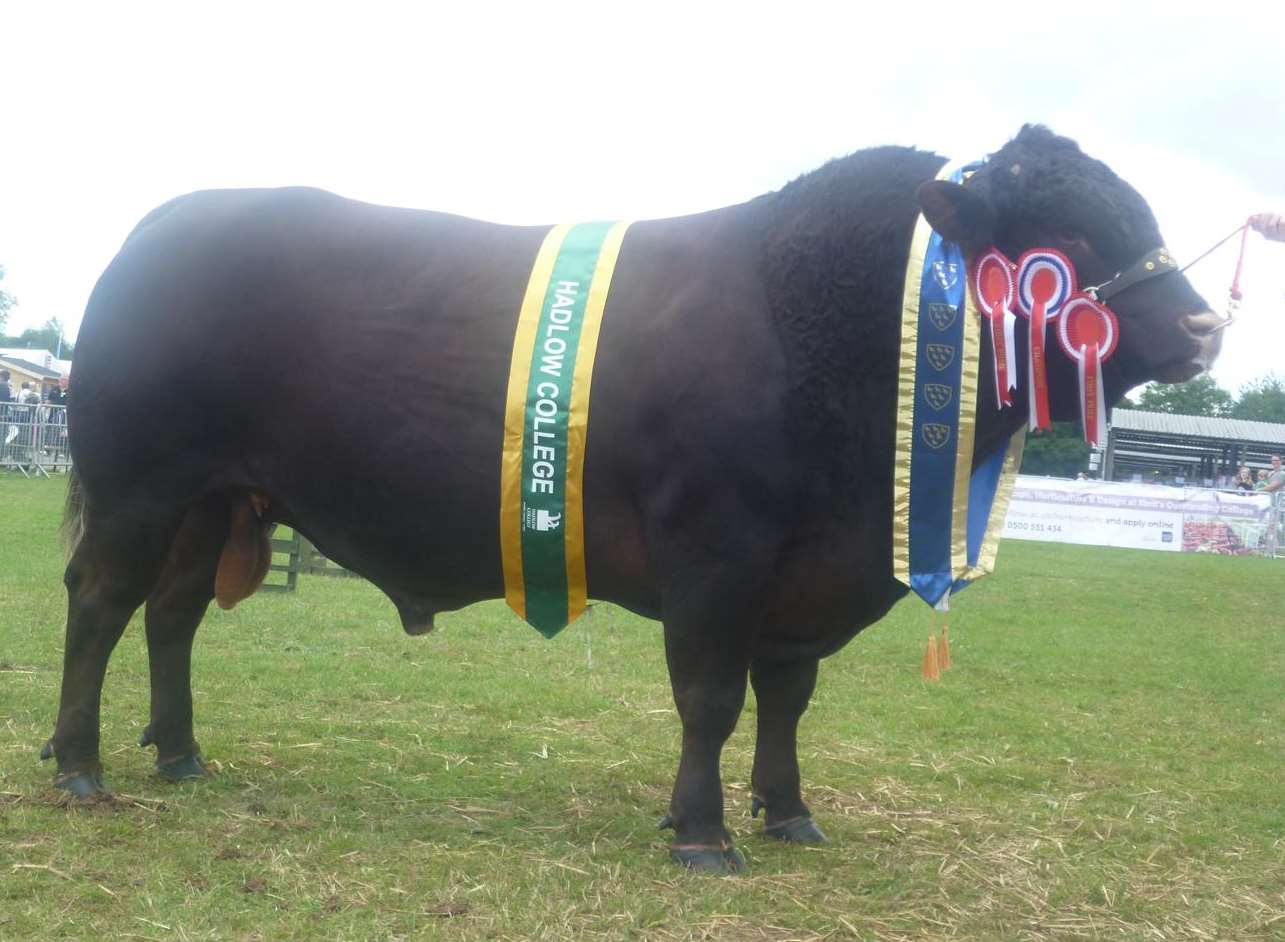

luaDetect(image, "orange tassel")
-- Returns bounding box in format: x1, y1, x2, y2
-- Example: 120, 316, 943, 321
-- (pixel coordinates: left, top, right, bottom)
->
921, 634, 941, 681
937, 623, 951, 671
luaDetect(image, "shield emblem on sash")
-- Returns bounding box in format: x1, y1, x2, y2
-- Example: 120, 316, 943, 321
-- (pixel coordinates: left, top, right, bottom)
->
922, 423, 950, 449
926, 343, 955, 372
927, 303, 957, 332
932, 260, 959, 290
924, 383, 953, 411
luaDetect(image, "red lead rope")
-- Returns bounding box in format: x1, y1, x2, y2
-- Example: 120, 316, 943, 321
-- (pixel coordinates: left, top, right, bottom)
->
1229, 222, 1251, 301
1176, 214, 1280, 331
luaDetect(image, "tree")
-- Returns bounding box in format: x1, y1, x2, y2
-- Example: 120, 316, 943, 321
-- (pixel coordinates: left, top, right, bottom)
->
0, 265, 15, 334
1020, 421, 1090, 478
1230, 375, 1285, 424
3, 317, 74, 358
1122, 374, 1233, 417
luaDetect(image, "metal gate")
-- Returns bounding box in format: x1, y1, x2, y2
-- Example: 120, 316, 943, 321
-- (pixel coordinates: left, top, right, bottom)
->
1, 402, 71, 477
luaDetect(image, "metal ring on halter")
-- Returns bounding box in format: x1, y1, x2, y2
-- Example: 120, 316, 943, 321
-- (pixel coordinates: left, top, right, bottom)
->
1207, 300, 1238, 333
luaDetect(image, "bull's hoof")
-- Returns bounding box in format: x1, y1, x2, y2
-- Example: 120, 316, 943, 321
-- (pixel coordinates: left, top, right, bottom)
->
156, 753, 210, 782
669, 844, 747, 875
53, 768, 110, 798
764, 815, 828, 845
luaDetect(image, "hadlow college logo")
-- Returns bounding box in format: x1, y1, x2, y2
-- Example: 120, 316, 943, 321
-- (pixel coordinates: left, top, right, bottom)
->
524, 507, 563, 532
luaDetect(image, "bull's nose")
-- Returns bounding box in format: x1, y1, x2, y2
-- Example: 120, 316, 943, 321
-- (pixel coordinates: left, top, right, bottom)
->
1180, 309, 1224, 372
1182, 310, 1228, 336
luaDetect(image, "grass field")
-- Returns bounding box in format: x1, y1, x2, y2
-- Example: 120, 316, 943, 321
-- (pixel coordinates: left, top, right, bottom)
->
1, 476, 1282, 941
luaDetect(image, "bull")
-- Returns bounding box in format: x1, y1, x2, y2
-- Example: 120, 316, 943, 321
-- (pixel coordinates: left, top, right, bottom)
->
45, 126, 1222, 872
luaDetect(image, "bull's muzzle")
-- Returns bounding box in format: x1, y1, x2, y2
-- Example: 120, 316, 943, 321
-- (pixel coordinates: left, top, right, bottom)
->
1153, 310, 1224, 382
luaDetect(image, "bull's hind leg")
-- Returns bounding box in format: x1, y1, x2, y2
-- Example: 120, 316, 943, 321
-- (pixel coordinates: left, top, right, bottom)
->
661, 620, 751, 874
45, 506, 183, 796
138, 496, 229, 781
748, 657, 827, 844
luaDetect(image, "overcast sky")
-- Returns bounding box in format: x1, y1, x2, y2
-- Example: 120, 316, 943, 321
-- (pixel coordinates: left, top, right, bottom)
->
3, 2, 1283, 392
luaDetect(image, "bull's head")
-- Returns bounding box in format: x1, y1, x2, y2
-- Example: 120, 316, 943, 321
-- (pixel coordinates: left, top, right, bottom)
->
916, 125, 1221, 413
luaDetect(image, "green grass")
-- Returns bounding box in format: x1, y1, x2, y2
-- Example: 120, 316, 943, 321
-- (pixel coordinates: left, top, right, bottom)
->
1, 475, 1282, 941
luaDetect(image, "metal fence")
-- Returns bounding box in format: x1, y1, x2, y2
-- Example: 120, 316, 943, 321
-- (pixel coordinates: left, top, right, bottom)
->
1, 402, 71, 477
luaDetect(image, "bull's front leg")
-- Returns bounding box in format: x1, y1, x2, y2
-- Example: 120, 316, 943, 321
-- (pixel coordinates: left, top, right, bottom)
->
748, 656, 827, 844
660, 619, 751, 874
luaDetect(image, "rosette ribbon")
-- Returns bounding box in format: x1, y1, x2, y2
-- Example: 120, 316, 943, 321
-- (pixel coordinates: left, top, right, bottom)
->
1057, 294, 1119, 447
970, 249, 1018, 408
1015, 249, 1074, 431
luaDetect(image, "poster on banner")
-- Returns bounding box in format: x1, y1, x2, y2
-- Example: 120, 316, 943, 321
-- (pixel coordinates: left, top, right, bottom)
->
1004, 476, 1276, 556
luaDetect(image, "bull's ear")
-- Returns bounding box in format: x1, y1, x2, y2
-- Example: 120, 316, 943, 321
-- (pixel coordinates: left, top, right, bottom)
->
916, 180, 996, 250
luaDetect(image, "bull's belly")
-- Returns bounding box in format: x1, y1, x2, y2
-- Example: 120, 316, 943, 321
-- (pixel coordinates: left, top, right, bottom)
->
265, 437, 666, 627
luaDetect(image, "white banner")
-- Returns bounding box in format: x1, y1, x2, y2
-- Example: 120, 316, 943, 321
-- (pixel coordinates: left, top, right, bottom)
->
1004, 476, 1276, 555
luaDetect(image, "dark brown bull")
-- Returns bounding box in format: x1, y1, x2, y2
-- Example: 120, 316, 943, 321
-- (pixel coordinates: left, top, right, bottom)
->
45, 126, 1222, 872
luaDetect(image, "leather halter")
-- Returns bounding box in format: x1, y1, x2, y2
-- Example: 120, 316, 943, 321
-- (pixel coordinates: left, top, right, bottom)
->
1083, 246, 1179, 303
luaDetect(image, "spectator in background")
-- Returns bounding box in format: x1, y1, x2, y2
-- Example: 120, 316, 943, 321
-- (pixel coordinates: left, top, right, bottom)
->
0, 370, 11, 447
1263, 455, 1285, 494
1256, 470, 1270, 490
1235, 467, 1255, 491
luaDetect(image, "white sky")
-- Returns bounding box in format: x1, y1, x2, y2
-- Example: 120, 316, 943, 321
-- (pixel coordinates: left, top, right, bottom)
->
2, 2, 1283, 392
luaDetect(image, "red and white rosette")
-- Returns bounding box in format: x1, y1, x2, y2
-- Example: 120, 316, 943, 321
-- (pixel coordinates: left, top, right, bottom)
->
1057, 294, 1119, 447
970, 248, 1018, 408
1016, 249, 1075, 431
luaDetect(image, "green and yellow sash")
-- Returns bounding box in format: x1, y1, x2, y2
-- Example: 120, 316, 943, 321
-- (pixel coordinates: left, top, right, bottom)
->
500, 221, 631, 637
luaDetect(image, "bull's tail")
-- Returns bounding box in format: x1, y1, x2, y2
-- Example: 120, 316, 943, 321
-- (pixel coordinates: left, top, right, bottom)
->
61, 467, 87, 560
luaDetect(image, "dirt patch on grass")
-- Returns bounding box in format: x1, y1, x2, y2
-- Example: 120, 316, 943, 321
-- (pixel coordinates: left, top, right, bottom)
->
39, 791, 169, 814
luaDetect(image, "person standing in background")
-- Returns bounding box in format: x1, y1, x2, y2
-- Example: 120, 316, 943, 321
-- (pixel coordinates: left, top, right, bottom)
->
1263, 455, 1285, 494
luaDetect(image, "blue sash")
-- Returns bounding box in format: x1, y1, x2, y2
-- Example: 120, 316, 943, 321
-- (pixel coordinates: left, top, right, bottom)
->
893, 161, 1025, 606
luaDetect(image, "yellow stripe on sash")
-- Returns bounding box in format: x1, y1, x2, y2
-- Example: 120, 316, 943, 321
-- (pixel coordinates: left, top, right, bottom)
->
501, 224, 571, 618
892, 204, 937, 584
563, 221, 631, 622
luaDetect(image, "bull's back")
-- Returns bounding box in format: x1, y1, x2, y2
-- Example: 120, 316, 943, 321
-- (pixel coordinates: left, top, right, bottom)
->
70, 188, 786, 615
